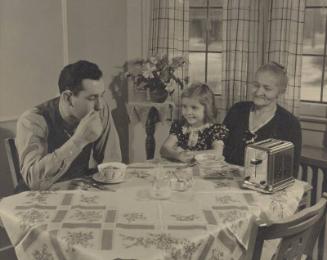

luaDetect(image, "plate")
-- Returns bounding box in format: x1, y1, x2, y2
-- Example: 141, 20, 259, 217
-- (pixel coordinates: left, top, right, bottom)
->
128, 162, 156, 169
92, 173, 124, 184
128, 161, 187, 170
199, 163, 243, 179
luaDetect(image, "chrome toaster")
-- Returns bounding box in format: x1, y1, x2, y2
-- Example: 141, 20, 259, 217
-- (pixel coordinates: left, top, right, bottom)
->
242, 138, 294, 193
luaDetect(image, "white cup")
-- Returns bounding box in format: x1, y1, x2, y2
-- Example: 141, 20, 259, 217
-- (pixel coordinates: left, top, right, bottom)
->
97, 162, 127, 182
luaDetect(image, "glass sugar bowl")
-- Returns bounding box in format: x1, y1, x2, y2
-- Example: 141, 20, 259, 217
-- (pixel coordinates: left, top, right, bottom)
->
170, 167, 193, 192
151, 165, 172, 199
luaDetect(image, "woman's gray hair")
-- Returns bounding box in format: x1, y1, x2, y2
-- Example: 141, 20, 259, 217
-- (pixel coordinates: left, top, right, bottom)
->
256, 62, 288, 94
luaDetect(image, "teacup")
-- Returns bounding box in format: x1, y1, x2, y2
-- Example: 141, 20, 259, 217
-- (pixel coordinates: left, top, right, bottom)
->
97, 162, 127, 182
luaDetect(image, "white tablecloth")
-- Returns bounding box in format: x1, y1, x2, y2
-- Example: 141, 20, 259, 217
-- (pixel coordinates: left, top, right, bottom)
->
0, 162, 306, 260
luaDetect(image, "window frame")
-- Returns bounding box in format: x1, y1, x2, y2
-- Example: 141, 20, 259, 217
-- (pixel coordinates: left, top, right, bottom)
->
188, 2, 327, 106
189, 0, 223, 95
301, 4, 327, 104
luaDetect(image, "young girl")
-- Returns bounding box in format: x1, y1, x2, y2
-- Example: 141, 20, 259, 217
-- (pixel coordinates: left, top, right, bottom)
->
160, 82, 229, 163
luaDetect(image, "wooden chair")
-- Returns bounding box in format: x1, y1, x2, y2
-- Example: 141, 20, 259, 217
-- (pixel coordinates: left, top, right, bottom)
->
2, 138, 23, 259
299, 145, 327, 260
4, 138, 22, 190
246, 193, 327, 260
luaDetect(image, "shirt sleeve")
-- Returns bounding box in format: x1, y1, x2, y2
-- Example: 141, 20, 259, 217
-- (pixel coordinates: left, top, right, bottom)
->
16, 109, 84, 190
92, 103, 122, 164
211, 124, 229, 142
169, 121, 181, 136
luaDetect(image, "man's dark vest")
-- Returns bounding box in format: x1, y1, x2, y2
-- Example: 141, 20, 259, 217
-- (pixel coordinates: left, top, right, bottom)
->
35, 97, 93, 181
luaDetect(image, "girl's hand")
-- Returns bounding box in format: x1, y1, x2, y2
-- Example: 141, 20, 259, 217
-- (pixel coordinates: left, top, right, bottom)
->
213, 140, 224, 157
178, 150, 195, 163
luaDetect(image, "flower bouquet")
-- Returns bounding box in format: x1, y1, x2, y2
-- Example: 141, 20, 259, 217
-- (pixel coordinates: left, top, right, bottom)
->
123, 55, 187, 102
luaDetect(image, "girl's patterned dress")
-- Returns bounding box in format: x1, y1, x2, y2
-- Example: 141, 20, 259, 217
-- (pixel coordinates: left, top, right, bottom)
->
169, 121, 229, 151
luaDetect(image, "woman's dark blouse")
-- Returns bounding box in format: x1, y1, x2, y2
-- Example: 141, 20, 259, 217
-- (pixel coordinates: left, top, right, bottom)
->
169, 121, 229, 151
223, 101, 302, 173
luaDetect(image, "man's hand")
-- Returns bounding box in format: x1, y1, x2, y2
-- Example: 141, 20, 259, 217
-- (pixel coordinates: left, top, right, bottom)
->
71, 110, 103, 148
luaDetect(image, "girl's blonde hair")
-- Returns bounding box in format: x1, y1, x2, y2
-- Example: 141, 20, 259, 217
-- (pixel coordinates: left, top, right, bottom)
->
181, 82, 217, 124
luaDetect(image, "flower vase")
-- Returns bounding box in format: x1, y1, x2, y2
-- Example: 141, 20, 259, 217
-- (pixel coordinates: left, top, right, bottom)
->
149, 87, 168, 103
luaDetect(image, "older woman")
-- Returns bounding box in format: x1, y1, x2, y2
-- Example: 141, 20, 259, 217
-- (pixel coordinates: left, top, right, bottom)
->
223, 62, 302, 174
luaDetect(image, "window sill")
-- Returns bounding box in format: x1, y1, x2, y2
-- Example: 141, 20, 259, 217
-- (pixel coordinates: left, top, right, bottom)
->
299, 115, 327, 124
299, 101, 327, 119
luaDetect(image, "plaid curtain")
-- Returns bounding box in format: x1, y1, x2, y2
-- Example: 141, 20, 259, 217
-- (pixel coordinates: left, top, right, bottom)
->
221, 0, 262, 117
264, 0, 305, 116
222, 0, 305, 117
149, 0, 189, 57
148, 0, 189, 108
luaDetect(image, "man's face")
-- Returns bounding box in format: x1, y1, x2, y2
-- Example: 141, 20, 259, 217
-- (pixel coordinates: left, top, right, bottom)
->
251, 71, 281, 108
70, 78, 105, 121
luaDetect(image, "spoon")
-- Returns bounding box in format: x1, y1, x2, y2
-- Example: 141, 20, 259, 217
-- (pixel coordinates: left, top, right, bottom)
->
89, 182, 116, 192
70, 179, 116, 192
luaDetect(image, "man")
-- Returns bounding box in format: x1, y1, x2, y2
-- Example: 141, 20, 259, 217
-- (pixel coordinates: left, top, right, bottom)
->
16, 60, 121, 190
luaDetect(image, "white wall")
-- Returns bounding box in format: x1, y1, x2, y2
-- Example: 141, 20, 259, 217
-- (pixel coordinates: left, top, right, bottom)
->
126, 0, 150, 60
67, 0, 127, 86
0, 0, 128, 122
0, 0, 63, 120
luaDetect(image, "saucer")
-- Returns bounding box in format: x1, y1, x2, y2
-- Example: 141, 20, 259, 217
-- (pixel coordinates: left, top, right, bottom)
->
92, 173, 124, 184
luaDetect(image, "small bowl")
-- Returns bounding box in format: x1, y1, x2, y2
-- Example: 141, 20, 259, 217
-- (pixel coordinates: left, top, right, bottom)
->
196, 157, 226, 178
97, 162, 127, 182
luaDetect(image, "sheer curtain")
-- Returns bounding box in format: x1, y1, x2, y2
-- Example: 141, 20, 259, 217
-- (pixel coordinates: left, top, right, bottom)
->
222, 0, 305, 117
148, 0, 190, 108
221, 0, 262, 117
149, 0, 189, 57
147, 0, 305, 116
264, 0, 305, 116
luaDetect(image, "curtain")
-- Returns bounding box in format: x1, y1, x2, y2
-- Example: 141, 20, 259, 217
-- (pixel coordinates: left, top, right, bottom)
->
221, 0, 262, 117
148, 0, 190, 110
264, 0, 305, 116
149, 0, 189, 57
222, 0, 305, 117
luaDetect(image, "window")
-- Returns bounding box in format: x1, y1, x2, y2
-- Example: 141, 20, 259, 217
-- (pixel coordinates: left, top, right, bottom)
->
189, 0, 223, 94
189, 1, 327, 101
301, 1, 327, 103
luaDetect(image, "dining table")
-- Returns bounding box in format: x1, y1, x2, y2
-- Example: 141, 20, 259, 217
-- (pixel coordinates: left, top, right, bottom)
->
0, 160, 308, 260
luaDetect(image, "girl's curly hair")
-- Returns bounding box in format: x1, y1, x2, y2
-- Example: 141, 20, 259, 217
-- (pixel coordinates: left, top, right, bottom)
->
181, 82, 217, 124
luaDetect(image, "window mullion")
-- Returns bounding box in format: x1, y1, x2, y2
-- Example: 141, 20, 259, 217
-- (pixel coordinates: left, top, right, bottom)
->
320, 14, 327, 102
205, 0, 209, 83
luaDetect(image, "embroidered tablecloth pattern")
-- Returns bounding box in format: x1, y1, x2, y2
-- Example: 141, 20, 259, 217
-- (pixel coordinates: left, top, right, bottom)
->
0, 164, 306, 260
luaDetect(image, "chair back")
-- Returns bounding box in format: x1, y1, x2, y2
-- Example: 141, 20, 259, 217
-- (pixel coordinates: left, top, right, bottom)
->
4, 138, 22, 190
247, 194, 327, 260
